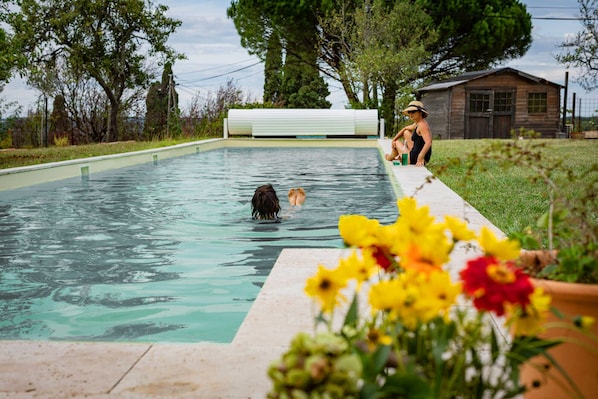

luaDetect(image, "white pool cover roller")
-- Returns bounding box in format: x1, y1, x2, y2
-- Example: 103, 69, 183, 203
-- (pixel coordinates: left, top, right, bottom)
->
227, 108, 379, 137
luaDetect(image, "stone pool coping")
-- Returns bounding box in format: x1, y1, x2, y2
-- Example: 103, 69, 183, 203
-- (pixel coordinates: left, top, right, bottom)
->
0, 139, 506, 398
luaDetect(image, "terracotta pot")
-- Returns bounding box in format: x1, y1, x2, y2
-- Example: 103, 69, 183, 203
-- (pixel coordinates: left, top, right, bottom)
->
520, 277, 598, 399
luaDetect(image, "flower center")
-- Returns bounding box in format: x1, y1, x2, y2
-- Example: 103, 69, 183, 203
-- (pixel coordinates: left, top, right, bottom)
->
319, 279, 331, 291
486, 264, 516, 284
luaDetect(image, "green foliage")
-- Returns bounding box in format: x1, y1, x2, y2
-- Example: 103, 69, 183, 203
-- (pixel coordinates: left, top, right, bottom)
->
267, 332, 362, 399
0, 1, 26, 84
50, 94, 69, 144
229, 0, 332, 109
0, 138, 201, 169
323, 0, 435, 128
430, 131, 598, 284
418, 0, 532, 75
144, 62, 180, 140
555, 0, 598, 91
53, 135, 69, 147
263, 31, 283, 104
10, 0, 184, 141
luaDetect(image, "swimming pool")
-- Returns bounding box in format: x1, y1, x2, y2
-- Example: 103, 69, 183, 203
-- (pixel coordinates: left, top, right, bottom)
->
0, 146, 397, 343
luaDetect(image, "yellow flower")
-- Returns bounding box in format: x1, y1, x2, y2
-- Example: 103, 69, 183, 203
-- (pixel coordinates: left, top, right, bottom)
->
395, 197, 436, 236
425, 270, 462, 322
368, 279, 403, 320
375, 223, 401, 253
338, 250, 377, 290
338, 215, 380, 248
365, 327, 392, 351
444, 215, 476, 242
574, 316, 596, 331
477, 226, 521, 261
305, 264, 349, 313
509, 287, 551, 336
395, 284, 424, 330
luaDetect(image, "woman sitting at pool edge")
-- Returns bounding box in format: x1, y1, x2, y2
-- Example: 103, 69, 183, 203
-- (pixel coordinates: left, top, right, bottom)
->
385, 100, 432, 167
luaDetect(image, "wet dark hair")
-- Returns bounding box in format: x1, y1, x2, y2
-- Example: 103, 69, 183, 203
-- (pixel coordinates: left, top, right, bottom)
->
251, 184, 281, 220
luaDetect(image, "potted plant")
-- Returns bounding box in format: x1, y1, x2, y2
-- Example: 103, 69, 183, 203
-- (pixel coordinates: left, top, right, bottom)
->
570, 131, 585, 140
267, 197, 595, 399
437, 130, 598, 398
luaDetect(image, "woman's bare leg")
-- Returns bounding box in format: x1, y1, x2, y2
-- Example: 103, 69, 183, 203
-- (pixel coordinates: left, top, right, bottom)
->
385, 144, 399, 161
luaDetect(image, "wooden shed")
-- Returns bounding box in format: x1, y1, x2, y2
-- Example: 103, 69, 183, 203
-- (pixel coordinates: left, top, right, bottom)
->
416, 68, 564, 139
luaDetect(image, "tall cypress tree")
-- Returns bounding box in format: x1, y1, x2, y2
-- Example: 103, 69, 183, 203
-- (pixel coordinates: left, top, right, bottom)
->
144, 62, 179, 139
263, 31, 283, 105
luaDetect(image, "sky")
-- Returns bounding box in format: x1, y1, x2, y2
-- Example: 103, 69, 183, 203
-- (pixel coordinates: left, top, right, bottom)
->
0, 0, 590, 114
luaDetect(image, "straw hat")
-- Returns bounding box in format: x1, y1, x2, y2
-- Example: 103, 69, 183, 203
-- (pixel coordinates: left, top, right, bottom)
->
402, 101, 428, 118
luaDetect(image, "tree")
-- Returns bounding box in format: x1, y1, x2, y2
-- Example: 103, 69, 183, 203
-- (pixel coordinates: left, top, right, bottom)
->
10, 0, 184, 142
228, 0, 331, 108
50, 94, 70, 144
0, 1, 24, 85
263, 31, 283, 104
555, 0, 598, 91
320, 0, 435, 129
144, 62, 179, 139
229, 0, 532, 124
320, 0, 531, 108
417, 0, 532, 79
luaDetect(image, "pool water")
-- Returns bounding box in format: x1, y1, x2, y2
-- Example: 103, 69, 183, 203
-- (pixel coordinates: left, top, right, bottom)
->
0, 146, 397, 343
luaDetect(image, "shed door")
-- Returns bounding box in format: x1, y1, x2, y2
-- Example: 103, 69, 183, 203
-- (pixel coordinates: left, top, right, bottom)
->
466, 91, 491, 139
465, 90, 514, 139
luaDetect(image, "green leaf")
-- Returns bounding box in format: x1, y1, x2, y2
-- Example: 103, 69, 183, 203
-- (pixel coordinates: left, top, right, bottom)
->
379, 371, 433, 399
343, 294, 359, 327
509, 336, 562, 363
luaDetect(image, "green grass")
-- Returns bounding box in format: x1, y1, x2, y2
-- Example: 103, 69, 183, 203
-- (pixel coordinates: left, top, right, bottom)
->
0, 138, 201, 169
2, 138, 597, 238
428, 139, 598, 236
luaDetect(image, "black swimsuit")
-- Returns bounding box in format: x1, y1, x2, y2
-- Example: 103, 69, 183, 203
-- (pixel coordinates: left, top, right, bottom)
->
410, 127, 432, 165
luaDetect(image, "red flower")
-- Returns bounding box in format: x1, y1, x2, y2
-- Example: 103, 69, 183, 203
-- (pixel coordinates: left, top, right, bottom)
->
460, 256, 533, 316
371, 246, 394, 271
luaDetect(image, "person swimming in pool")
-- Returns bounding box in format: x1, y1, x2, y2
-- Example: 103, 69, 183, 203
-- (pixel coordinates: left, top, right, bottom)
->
251, 184, 281, 221
288, 187, 306, 206
251, 185, 306, 221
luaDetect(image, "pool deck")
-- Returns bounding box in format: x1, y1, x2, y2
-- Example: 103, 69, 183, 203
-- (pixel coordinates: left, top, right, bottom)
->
0, 139, 506, 398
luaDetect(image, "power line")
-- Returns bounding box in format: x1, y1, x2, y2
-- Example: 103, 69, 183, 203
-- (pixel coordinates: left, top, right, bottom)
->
175, 58, 258, 75
532, 17, 585, 20
175, 61, 262, 84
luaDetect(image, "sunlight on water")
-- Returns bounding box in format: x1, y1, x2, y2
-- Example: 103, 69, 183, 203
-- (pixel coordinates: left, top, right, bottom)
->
0, 147, 397, 343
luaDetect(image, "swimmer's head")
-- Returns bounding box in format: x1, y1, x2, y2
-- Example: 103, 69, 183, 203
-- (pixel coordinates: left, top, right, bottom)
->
252, 184, 281, 220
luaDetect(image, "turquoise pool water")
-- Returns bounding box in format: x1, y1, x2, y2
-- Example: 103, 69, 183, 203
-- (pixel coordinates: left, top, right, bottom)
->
0, 146, 397, 343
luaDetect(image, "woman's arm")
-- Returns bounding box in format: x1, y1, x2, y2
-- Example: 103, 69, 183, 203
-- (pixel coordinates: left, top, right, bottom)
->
392, 123, 416, 141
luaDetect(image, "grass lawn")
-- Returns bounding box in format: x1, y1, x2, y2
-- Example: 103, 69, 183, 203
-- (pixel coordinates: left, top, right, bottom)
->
428, 139, 598, 237
1, 138, 597, 238
0, 138, 202, 169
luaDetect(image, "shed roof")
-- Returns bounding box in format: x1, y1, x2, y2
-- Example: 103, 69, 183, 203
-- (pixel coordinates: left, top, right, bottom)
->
417, 67, 564, 93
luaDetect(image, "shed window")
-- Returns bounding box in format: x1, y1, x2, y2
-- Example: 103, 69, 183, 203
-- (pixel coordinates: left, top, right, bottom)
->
528, 92, 547, 113
494, 92, 513, 112
469, 93, 490, 113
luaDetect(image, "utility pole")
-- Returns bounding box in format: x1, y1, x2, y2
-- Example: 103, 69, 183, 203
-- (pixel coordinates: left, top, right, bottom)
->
562, 71, 568, 133
166, 73, 172, 137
